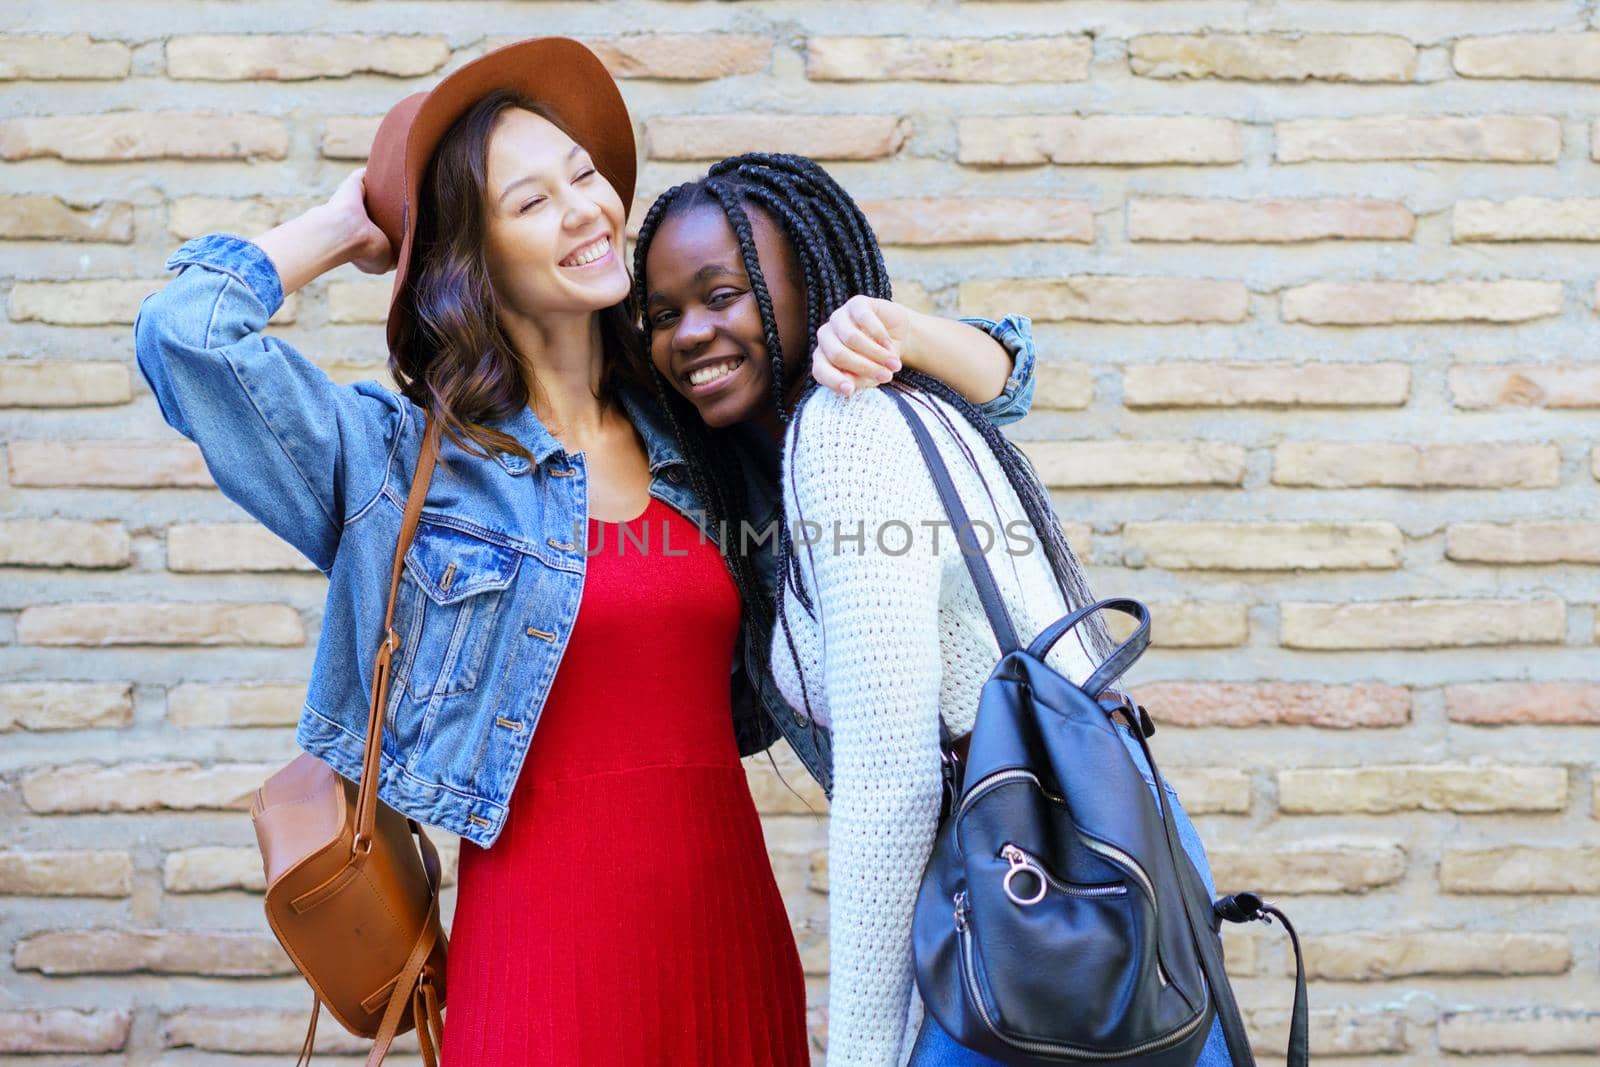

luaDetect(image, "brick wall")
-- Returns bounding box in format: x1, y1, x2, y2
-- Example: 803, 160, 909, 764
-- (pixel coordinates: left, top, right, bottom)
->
3, 3, 1598, 1063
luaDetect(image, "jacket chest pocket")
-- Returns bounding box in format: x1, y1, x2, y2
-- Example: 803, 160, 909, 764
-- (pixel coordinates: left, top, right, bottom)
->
392, 521, 522, 702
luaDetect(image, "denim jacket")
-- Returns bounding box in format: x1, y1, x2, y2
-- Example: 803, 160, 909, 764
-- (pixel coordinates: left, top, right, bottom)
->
133, 234, 1037, 847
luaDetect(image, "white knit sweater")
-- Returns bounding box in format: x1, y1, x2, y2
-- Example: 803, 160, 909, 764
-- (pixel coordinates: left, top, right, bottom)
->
771, 385, 1103, 1066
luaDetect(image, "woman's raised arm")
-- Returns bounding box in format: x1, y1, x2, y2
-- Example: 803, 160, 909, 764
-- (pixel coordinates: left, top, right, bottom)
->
133, 170, 408, 574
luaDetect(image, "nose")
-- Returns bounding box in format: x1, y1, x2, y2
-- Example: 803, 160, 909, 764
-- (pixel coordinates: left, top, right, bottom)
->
562, 187, 603, 231
671, 306, 716, 353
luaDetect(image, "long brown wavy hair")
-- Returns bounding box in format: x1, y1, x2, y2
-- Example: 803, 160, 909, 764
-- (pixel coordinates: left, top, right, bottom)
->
387, 90, 648, 464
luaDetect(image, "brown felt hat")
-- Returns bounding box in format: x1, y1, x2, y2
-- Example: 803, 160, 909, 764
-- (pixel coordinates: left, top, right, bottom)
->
363, 37, 637, 355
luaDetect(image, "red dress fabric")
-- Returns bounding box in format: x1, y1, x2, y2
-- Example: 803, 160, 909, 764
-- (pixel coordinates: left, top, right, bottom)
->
440, 496, 810, 1066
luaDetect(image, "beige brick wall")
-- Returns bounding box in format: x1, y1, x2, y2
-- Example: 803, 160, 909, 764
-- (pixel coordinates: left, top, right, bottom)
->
3, 4, 1598, 1064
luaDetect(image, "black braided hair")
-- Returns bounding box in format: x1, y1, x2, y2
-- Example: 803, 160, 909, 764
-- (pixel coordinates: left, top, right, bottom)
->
631, 152, 1115, 733
630, 182, 779, 760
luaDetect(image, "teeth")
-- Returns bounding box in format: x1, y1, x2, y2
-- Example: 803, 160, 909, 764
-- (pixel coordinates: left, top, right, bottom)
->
688, 359, 743, 387
562, 236, 610, 267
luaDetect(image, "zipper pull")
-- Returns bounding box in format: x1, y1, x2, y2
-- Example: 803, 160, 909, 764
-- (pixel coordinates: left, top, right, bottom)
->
953, 890, 970, 932
1001, 844, 1048, 907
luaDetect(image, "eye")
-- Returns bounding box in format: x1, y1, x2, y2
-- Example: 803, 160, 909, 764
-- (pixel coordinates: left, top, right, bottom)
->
649, 310, 679, 331
574, 167, 597, 182
708, 288, 742, 305
517, 196, 546, 215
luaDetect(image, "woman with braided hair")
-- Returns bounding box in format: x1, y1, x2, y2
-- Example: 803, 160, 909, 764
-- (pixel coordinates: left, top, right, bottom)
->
633, 154, 1044, 733
636, 153, 1234, 1067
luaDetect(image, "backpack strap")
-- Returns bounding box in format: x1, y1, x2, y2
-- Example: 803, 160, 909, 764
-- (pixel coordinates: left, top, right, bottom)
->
1216, 893, 1309, 1067
884, 387, 1156, 755
883, 385, 1019, 655
884, 385, 1022, 765
1130, 723, 1310, 1067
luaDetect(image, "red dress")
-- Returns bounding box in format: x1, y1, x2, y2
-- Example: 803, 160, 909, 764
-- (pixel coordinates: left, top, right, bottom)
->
440, 496, 810, 1066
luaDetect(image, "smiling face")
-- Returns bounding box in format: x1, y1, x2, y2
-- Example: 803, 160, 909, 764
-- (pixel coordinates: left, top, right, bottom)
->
480, 108, 630, 323
643, 201, 807, 429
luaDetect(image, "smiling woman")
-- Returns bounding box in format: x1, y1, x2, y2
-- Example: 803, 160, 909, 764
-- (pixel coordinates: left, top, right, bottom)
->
372, 85, 814, 1067
131, 38, 816, 1067
626, 154, 1214, 1067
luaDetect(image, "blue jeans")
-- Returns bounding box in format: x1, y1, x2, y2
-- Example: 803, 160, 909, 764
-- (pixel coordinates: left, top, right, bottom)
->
907, 724, 1234, 1066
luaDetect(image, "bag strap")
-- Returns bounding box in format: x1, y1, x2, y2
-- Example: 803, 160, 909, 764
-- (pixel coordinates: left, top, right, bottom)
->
364, 819, 446, 1067
349, 411, 446, 1067
884, 385, 1019, 654
294, 993, 319, 1067
1028, 596, 1151, 700
883, 387, 1148, 739
1216, 893, 1308, 1067
1131, 725, 1309, 1067
353, 414, 442, 856
1145, 732, 1257, 1067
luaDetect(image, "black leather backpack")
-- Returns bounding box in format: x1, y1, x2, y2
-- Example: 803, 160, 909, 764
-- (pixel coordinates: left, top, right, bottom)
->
884, 387, 1308, 1067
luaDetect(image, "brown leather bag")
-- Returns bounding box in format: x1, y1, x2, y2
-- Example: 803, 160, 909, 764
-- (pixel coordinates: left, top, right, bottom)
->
250, 415, 449, 1066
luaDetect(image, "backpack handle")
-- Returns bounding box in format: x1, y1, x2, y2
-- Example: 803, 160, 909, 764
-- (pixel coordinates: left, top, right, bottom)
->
1027, 597, 1150, 699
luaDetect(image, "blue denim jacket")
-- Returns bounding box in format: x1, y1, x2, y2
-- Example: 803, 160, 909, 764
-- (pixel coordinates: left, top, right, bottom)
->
133, 234, 1037, 847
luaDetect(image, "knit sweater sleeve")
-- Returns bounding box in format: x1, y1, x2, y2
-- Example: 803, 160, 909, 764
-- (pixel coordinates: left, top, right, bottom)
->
783, 388, 948, 1066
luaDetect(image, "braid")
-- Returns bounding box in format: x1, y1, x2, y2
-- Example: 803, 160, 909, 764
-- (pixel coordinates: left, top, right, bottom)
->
631, 181, 693, 315
702, 180, 792, 422
631, 181, 777, 746
723, 160, 884, 311
738, 187, 831, 391
711, 153, 890, 300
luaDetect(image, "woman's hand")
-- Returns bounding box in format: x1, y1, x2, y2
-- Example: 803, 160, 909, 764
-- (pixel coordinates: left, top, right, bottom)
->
326, 167, 395, 275
253, 168, 395, 295
811, 295, 910, 397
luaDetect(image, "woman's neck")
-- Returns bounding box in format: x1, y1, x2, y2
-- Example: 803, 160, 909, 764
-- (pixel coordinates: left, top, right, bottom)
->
503, 308, 611, 446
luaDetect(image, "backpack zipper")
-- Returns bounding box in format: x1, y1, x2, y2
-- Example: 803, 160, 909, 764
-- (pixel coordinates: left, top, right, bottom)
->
1078, 834, 1171, 987
953, 892, 1208, 1060
955, 767, 1175, 987
956, 768, 1062, 825
1000, 843, 1128, 901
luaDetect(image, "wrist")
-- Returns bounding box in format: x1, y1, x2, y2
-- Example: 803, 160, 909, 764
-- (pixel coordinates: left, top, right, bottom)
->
312, 203, 371, 264
898, 306, 934, 371
252, 203, 369, 297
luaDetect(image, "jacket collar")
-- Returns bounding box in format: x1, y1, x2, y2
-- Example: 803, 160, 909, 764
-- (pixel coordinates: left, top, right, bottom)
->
617, 383, 686, 476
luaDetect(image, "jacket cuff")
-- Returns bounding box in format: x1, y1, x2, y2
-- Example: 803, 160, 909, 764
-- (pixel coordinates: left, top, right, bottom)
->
165, 234, 285, 317
959, 312, 1037, 411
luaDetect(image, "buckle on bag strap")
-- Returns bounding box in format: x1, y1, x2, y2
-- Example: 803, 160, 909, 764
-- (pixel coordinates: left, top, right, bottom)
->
937, 743, 964, 822
1097, 689, 1155, 738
